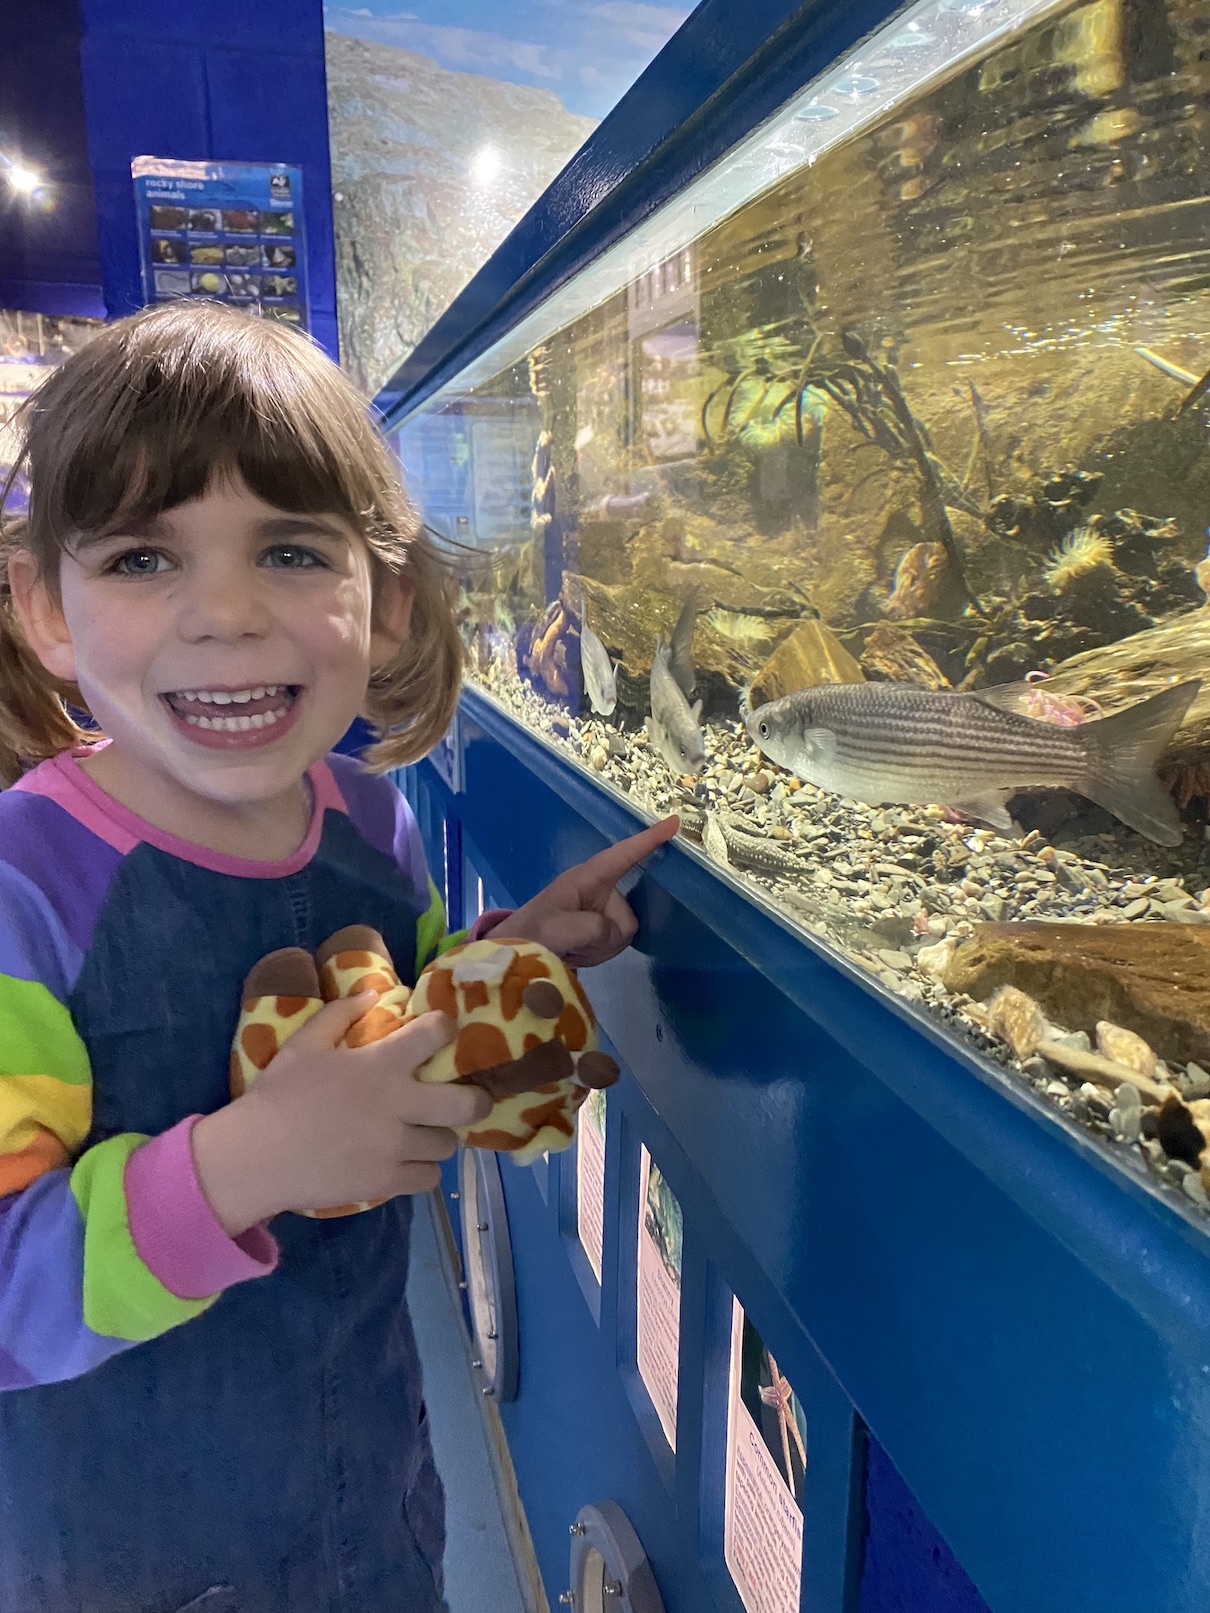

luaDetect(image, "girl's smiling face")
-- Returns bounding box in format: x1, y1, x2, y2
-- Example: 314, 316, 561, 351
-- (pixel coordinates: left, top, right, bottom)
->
10, 475, 411, 846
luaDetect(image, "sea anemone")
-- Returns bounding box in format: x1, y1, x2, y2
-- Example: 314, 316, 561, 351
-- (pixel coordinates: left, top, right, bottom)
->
1043, 526, 1115, 591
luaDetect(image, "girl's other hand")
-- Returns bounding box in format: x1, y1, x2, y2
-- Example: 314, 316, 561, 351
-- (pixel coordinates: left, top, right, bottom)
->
191, 995, 491, 1237
489, 815, 679, 968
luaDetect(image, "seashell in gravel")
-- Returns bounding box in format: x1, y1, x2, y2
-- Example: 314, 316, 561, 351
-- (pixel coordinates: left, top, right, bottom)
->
987, 985, 1050, 1060
1095, 1022, 1158, 1080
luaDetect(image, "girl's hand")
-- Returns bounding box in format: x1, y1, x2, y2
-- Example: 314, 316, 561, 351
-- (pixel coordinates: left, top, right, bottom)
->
191, 995, 491, 1237
487, 816, 679, 968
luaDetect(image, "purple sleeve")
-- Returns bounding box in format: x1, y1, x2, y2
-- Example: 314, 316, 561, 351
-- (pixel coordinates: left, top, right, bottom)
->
325, 754, 429, 909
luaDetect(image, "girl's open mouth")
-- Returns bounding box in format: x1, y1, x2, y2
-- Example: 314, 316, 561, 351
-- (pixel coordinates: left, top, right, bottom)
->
160, 684, 304, 749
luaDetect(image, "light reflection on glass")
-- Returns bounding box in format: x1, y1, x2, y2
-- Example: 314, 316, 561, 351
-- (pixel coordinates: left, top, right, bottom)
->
833, 74, 882, 97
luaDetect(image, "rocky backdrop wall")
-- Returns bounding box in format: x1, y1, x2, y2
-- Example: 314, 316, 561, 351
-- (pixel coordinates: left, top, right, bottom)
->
324, 31, 598, 397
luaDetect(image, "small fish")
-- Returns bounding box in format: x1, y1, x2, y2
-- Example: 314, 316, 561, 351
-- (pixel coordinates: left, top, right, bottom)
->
668, 595, 698, 698
1134, 345, 1198, 387
745, 679, 1201, 846
649, 637, 705, 775
579, 622, 617, 716
586, 490, 653, 520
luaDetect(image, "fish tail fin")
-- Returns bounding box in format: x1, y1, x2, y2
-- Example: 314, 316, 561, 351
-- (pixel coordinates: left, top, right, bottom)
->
1078, 680, 1200, 846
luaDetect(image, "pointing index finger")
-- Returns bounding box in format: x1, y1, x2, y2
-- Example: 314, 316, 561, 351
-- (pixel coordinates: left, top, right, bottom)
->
579, 816, 679, 899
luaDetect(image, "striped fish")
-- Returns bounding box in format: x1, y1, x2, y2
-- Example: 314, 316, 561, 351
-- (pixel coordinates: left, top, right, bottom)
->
745, 678, 1201, 846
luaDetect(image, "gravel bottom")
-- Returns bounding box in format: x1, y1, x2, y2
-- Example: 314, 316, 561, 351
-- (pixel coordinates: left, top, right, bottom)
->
476, 664, 1210, 1219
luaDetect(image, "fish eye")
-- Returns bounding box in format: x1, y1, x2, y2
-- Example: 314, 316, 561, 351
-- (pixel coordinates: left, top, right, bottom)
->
758, 721, 769, 738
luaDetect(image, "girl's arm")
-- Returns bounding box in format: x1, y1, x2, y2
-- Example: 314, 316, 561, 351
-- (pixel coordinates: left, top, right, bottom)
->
0, 869, 276, 1390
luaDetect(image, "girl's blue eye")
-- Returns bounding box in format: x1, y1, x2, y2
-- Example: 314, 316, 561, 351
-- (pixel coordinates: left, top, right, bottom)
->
265, 545, 323, 570
114, 549, 167, 576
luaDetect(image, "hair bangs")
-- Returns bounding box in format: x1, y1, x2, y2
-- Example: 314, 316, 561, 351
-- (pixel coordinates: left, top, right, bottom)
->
29, 306, 378, 551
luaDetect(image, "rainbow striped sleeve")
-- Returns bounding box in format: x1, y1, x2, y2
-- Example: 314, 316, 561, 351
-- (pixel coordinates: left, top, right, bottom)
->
0, 840, 275, 1391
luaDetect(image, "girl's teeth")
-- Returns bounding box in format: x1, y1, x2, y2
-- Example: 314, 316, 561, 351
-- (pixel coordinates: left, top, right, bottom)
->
175, 685, 284, 706
182, 704, 288, 733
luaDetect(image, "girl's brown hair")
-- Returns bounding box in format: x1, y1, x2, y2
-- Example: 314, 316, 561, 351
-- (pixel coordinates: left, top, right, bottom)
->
0, 300, 461, 785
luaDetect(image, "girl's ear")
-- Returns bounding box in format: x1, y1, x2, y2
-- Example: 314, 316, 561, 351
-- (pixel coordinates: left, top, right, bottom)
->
369, 568, 415, 669
6, 552, 77, 683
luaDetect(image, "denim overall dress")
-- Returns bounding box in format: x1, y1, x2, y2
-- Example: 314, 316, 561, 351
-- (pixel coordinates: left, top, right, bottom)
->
0, 753, 448, 1612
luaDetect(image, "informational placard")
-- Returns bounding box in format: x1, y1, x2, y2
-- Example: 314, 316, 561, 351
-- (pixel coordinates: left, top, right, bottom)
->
636, 1147, 682, 1451
576, 1087, 607, 1284
724, 1300, 806, 1613
132, 157, 309, 332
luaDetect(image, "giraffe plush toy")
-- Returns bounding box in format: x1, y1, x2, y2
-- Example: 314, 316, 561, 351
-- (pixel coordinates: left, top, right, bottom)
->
229, 925, 619, 1216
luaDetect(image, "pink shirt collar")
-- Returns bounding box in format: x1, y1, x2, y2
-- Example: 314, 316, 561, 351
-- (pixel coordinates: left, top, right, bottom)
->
16, 746, 345, 878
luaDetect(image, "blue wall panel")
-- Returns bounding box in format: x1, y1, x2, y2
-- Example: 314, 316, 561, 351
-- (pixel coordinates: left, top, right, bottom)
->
77, 0, 338, 357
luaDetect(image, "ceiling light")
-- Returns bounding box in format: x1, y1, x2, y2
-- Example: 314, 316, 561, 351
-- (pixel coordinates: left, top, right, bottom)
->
6, 165, 40, 196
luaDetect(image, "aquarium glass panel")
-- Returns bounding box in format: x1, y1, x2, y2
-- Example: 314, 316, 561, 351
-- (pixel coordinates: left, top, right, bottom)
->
396, 0, 1210, 1222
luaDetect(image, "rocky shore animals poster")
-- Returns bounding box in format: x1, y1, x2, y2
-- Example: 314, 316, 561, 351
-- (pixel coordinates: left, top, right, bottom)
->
323, 1, 688, 394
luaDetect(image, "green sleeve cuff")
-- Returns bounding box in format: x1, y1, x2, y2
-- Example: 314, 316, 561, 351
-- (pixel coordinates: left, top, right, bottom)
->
70, 1135, 214, 1341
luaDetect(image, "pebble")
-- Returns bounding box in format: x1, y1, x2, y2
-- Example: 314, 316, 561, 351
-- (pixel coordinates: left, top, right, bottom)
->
481, 659, 1210, 1213
915, 938, 956, 981
876, 949, 912, 971
1183, 1173, 1210, 1209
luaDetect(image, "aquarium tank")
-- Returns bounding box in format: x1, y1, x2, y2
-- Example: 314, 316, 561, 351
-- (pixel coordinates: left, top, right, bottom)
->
393, 0, 1210, 1223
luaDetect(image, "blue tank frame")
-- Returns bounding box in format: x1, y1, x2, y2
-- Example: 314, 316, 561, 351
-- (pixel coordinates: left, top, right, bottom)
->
380, 1, 1210, 1606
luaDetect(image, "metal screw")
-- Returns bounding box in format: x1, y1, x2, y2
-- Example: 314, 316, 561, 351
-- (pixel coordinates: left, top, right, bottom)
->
604, 1585, 621, 1599
569, 1522, 586, 1536
471, 1359, 482, 1369
476, 1220, 489, 1232
449, 1191, 459, 1200
482, 1385, 494, 1397
458, 1280, 468, 1291
559, 1595, 575, 1607
486, 1328, 498, 1340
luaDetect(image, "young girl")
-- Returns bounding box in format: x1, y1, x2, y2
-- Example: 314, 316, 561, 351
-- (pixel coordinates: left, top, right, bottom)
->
0, 301, 675, 1613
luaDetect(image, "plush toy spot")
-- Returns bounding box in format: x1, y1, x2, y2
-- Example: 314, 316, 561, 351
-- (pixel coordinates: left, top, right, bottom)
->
344, 1005, 404, 1048
555, 1004, 588, 1052
464, 1126, 530, 1151
274, 994, 312, 1018
333, 949, 378, 972
348, 971, 395, 998
461, 979, 490, 1012
241, 1022, 279, 1071
518, 1094, 576, 1137
455, 1021, 512, 1076
500, 953, 553, 1020
424, 967, 458, 1019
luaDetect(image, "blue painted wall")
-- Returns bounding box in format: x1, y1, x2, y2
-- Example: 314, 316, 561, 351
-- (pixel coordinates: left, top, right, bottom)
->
76, 0, 338, 358
0, 0, 103, 317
